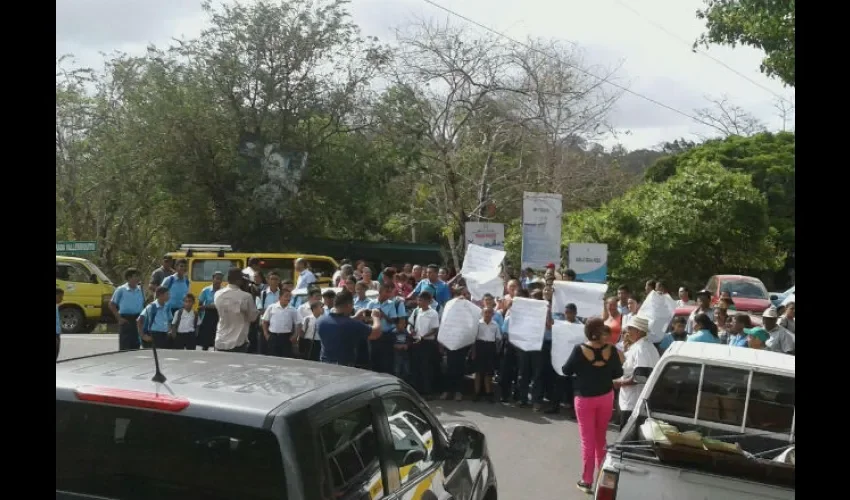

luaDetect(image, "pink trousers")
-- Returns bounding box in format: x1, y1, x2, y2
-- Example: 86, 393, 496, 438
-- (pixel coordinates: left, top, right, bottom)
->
574, 390, 614, 485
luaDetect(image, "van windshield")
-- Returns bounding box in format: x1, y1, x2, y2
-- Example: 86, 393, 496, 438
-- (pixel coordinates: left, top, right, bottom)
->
85, 261, 113, 285
56, 401, 287, 500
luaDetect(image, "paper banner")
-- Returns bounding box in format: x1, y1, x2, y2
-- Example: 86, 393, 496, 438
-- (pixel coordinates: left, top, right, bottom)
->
551, 320, 586, 375
552, 281, 608, 319
461, 244, 506, 275
639, 291, 677, 343
438, 298, 482, 351
507, 297, 548, 351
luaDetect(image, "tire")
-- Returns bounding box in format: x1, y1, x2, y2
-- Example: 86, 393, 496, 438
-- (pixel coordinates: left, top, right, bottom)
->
60, 306, 85, 334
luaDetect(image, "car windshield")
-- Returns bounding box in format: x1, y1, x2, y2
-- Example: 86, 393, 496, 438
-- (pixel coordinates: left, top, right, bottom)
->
56, 401, 287, 500
720, 280, 768, 300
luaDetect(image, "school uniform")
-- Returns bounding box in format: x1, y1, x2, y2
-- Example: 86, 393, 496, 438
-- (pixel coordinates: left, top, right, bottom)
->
498, 316, 519, 402
139, 300, 173, 349
171, 308, 198, 350
161, 274, 191, 316
256, 287, 281, 355
409, 307, 440, 396
474, 320, 499, 376
262, 302, 299, 358
197, 285, 219, 351
299, 314, 322, 362
352, 295, 374, 368
369, 298, 407, 375
111, 283, 145, 351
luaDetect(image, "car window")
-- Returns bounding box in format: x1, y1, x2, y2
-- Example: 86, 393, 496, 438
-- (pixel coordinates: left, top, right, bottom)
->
56, 401, 286, 500
320, 405, 385, 499
647, 362, 700, 418
307, 258, 337, 280
720, 280, 768, 300
697, 366, 748, 427
191, 259, 243, 281
380, 397, 436, 487
57, 262, 96, 284
746, 372, 795, 434
706, 277, 717, 294
257, 258, 294, 283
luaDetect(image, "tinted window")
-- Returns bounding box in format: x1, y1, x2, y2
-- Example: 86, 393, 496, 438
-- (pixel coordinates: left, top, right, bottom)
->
647, 362, 700, 417
698, 366, 748, 426
56, 401, 286, 500
746, 373, 795, 433
257, 258, 294, 283
320, 405, 384, 499
191, 259, 242, 281
381, 397, 436, 486
720, 280, 768, 299
307, 259, 337, 280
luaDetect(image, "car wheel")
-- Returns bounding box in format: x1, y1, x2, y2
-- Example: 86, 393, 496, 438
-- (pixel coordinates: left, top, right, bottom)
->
60, 307, 85, 334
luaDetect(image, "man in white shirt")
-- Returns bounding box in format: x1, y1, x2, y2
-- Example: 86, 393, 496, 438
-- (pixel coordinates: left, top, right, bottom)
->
242, 257, 260, 283
294, 258, 317, 291
615, 315, 660, 429
214, 268, 260, 352
408, 291, 441, 399
762, 306, 795, 354
261, 289, 300, 358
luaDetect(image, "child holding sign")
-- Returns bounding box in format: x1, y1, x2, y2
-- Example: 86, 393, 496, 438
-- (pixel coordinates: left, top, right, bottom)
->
471, 306, 499, 403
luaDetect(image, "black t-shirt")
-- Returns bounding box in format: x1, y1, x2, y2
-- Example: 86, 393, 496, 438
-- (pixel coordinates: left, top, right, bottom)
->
316, 313, 372, 365
562, 343, 624, 398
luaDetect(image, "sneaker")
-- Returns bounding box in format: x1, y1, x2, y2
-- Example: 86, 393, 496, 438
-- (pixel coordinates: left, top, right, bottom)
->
440, 392, 450, 400
454, 392, 463, 401
576, 481, 593, 494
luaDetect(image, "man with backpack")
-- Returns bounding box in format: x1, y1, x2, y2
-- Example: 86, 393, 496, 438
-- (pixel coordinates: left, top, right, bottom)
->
161, 258, 191, 317
136, 286, 173, 349
368, 282, 408, 374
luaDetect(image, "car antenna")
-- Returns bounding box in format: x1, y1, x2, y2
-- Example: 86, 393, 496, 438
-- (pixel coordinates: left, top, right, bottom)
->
150, 340, 167, 383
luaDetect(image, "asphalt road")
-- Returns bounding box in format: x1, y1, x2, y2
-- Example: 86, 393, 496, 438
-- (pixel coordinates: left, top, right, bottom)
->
58, 334, 618, 500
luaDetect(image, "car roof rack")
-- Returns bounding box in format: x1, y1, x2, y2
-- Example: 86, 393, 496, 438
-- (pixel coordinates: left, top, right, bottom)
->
179, 244, 233, 258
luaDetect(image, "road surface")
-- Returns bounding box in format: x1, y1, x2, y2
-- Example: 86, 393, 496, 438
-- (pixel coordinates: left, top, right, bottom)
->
58, 334, 618, 500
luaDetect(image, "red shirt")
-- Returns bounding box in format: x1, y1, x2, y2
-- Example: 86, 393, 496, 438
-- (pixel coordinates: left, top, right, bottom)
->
604, 315, 623, 345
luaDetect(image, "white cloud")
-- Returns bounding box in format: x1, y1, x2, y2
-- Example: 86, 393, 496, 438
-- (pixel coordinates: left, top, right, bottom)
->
56, 0, 795, 150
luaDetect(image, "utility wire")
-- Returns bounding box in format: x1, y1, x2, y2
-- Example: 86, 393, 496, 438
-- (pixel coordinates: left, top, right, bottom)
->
421, 0, 719, 129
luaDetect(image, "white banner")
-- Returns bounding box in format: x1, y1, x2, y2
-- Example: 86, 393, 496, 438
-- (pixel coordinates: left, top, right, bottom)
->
462, 244, 505, 300
521, 192, 563, 269
639, 291, 677, 344
507, 297, 548, 351
438, 298, 481, 351
551, 320, 586, 375
465, 222, 506, 251
552, 281, 608, 319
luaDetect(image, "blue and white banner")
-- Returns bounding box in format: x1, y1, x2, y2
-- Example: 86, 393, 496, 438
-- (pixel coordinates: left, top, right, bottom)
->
568, 243, 608, 283
464, 222, 505, 251
521, 192, 563, 269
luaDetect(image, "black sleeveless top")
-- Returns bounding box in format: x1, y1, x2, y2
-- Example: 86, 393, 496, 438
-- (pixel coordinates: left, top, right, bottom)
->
562, 344, 624, 398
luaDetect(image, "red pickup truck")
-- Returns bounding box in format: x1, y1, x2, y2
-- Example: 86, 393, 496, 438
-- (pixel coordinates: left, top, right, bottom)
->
705, 274, 772, 314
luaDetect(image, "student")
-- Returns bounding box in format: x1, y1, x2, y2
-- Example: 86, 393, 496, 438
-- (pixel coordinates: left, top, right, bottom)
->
481, 293, 504, 330
471, 306, 499, 403
440, 288, 474, 401
137, 286, 173, 350
370, 283, 407, 375
658, 316, 688, 353
109, 268, 145, 351
393, 310, 413, 382
498, 288, 529, 403
262, 289, 300, 358
298, 288, 323, 320
514, 290, 549, 410
161, 258, 191, 316
409, 264, 452, 308
321, 289, 337, 314
56, 288, 64, 360
408, 291, 440, 399
296, 301, 324, 362
197, 271, 224, 351
256, 271, 282, 355
170, 294, 198, 350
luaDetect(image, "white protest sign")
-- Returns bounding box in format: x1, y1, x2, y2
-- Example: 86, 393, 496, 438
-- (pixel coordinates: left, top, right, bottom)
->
552, 281, 608, 319
462, 244, 506, 301
438, 298, 481, 351
464, 271, 505, 301
639, 291, 677, 343
507, 297, 548, 351
551, 320, 586, 375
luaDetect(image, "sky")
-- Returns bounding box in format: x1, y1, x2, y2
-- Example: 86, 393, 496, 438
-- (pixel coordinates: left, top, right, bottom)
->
56, 0, 795, 151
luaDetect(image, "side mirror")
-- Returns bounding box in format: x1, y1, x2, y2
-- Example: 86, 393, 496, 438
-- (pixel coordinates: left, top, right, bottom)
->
447, 425, 486, 461
401, 448, 427, 467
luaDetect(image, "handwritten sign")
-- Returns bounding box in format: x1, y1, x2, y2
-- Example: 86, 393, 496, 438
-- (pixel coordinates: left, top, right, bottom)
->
507, 297, 548, 351
551, 320, 586, 375
438, 298, 481, 351
552, 281, 608, 319
639, 291, 677, 343
461, 244, 506, 275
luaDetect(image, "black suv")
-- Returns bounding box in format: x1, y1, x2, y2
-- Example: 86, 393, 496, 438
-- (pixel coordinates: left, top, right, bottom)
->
56, 350, 497, 500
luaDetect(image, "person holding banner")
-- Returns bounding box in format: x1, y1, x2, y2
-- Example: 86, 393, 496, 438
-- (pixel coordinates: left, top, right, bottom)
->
545, 303, 582, 415
498, 288, 528, 403
613, 316, 660, 429
408, 291, 441, 399
471, 307, 500, 402
439, 288, 478, 401
515, 290, 552, 410
562, 318, 624, 494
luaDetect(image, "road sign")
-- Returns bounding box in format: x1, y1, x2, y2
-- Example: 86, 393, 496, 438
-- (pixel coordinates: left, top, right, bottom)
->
56, 241, 97, 254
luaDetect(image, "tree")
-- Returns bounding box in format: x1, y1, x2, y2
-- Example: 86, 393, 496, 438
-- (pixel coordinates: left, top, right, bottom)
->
696, 0, 795, 87
563, 161, 784, 292
694, 95, 767, 138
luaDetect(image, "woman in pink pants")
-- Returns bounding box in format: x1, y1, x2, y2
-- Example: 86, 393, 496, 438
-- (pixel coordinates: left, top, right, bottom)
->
562, 318, 624, 494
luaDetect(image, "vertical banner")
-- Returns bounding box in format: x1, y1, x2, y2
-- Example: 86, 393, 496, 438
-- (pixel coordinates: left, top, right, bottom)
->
568, 243, 608, 283
521, 192, 563, 269
464, 222, 506, 251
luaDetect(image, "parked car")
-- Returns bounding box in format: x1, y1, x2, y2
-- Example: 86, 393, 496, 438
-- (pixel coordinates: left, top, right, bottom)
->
56, 255, 116, 333
705, 275, 771, 314
596, 342, 795, 500
56, 350, 497, 500
770, 285, 795, 309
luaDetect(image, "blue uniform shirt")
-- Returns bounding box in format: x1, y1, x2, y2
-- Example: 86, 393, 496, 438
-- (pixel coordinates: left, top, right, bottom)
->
492, 310, 504, 330
316, 313, 374, 365
728, 333, 749, 347
56, 306, 61, 336
413, 279, 451, 307
110, 283, 145, 315
140, 301, 172, 333
198, 285, 218, 322
257, 287, 281, 310
162, 274, 191, 311
369, 298, 407, 334
353, 296, 373, 312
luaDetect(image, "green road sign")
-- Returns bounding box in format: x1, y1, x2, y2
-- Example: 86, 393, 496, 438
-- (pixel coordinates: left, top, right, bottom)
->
56, 241, 97, 254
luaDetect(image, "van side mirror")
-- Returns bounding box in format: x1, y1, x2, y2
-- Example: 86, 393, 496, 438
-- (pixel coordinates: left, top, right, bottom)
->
447, 425, 486, 461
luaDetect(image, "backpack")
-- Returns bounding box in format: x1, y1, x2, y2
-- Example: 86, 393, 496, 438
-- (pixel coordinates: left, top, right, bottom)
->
163, 274, 190, 291
174, 308, 198, 334
143, 302, 161, 334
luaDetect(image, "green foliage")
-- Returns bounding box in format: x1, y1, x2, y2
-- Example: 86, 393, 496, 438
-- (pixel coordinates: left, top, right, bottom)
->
696, 0, 795, 86
644, 132, 795, 254
564, 160, 785, 292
